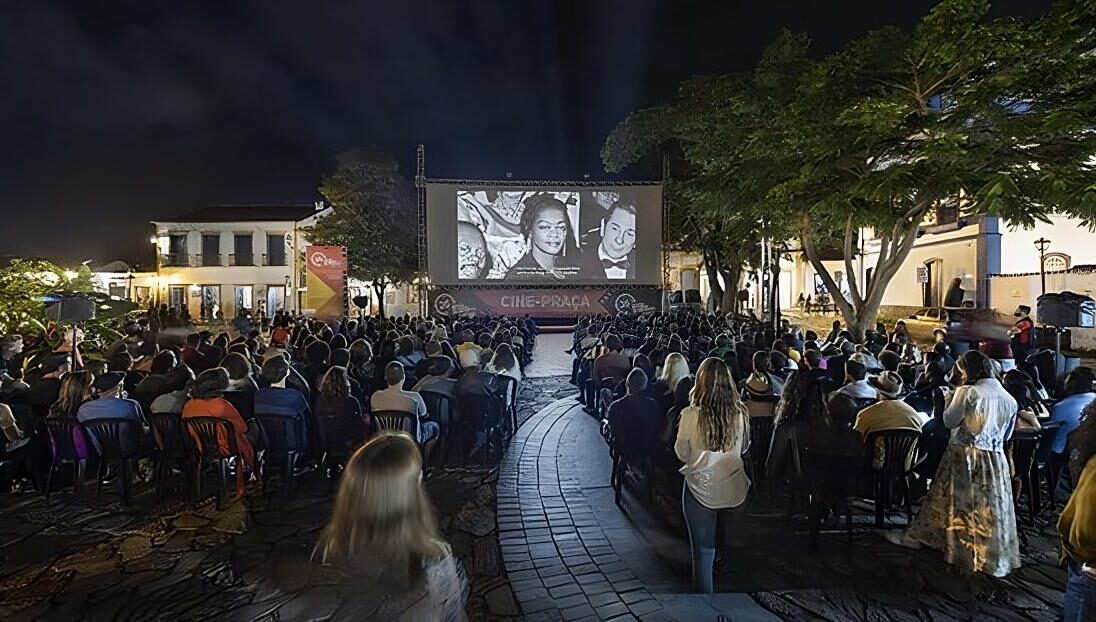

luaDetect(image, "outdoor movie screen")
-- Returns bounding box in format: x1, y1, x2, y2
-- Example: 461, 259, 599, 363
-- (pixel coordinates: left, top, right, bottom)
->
425, 184, 663, 285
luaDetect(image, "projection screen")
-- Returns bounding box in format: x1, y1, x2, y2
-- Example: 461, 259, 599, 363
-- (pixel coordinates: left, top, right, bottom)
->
425, 183, 662, 286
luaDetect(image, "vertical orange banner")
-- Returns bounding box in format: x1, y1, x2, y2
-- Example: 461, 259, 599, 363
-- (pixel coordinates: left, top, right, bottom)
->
305, 246, 347, 320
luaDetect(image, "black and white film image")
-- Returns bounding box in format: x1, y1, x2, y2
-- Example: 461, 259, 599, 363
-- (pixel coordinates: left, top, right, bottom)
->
456, 189, 638, 282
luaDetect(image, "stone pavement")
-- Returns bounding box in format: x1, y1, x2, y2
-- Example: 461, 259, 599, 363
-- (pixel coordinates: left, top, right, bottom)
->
523, 333, 575, 379
499, 395, 1069, 621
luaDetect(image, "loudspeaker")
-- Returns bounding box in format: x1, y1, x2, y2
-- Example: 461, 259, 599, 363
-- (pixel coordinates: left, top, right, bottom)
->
352, 295, 370, 308
44, 295, 96, 323
668, 291, 683, 304
684, 289, 702, 304
1037, 292, 1095, 328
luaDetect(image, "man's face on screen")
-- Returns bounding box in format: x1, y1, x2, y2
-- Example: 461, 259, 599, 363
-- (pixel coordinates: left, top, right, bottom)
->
601, 207, 636, 259
530, 207, 568, 256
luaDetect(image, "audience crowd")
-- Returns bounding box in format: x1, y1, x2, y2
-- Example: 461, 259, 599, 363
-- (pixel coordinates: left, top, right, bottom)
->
573, 309, 1096, 615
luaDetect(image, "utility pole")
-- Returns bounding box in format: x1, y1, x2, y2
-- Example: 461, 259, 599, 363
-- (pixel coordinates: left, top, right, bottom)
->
1034, 237, 1051, 296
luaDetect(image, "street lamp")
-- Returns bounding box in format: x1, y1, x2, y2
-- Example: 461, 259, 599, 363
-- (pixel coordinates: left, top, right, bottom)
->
1034, 237, 1051, 296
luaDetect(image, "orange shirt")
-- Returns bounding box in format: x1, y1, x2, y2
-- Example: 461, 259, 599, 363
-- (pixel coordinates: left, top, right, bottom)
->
182, 397, 255, 472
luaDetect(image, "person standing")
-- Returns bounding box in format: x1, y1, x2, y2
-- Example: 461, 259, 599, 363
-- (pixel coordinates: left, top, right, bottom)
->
1009, 305, 1037, 364
886, 351, 1020, 577
674, 357, 750, 593
1060, 400, 1096, 620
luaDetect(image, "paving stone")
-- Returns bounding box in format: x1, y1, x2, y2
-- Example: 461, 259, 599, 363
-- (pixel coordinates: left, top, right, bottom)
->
548, 582, 584, 599
595, 601, 631, 620
628, 598, 663, 616
554, 593, 591, 610
561, 603, 597, 621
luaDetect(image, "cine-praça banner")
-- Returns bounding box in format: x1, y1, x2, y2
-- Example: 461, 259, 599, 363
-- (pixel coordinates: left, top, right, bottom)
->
427, 287, 662, 318
304, 245, 347, 321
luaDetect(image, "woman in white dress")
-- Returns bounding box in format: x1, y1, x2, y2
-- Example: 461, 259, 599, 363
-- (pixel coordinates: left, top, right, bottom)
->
887, 350, 1021, 577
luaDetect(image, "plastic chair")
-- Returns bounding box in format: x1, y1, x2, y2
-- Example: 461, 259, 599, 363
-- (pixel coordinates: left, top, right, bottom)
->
315, 414, 366, 490
456, 393, 506, 465
149, 413, 193, 501
419, 390, 457, 462
747, 416, 776, 483
1009, 432, 1040, 524
255, 415, 305, 499
82, 417, 148, 506
184, 416, 242, 509
865, 429, 922, 527
222, 390, 256, 422
373, 410, 420, 438
494, 375, 519, 438
44, 417, 88, 499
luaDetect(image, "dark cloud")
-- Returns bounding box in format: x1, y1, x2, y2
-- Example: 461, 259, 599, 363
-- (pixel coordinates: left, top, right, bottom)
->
0, 0, 1052, 265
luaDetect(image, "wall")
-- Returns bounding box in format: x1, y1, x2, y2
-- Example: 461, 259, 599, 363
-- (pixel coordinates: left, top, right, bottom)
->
987, 271, 1096, 351
997, 215, 1096, 274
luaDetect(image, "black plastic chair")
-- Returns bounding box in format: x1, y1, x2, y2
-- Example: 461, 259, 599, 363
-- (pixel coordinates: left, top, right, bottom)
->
83, 417, 148, 506
222, 390, 256, 423
1009, 432, 1040, 525
747, 416, 776, 483
184, 416, 242, 509
255, 415, 305, 499
44, 417, 88, 499
419, 390, 457, 462
456, 393, 506, 466
149, 413, 193, 501
800, 447, 856, 550
494, 375, 519, 438
865, 429, 922, 527
315, 414, 366, 490
373, 410, 420, 438
1033, 422, 1065, 510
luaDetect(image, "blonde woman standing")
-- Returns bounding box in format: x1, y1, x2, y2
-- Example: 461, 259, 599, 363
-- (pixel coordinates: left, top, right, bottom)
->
675, 357, 751, 593
313, 431, 467, 619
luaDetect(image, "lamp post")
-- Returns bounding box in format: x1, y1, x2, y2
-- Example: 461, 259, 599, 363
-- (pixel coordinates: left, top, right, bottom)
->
1034, 237, 1051, 296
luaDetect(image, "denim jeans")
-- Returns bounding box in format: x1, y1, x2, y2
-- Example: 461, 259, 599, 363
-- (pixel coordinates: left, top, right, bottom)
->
1064, 559, 1096, 621
682, 485, 719, 593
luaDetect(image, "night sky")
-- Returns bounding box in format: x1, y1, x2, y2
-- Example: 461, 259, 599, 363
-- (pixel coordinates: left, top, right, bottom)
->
0, 0, 1053, 266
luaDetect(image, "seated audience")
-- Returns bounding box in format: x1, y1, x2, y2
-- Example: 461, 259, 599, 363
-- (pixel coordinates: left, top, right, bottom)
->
607, 369, 663, 459
371, 362, 440, 449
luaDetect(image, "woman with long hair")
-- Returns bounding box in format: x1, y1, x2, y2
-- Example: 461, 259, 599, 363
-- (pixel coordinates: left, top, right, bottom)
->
314, 365, 367, 439
49, 370, 95, 459
1060, 400, 1096, 619
674, 357, 750, 593
313, 432, 466, 618
887, 350, 1020, 577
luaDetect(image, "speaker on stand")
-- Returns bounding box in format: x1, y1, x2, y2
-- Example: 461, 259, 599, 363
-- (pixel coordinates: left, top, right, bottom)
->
44, 294, 97, 372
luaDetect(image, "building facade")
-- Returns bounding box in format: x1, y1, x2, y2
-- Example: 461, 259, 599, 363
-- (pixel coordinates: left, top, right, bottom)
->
149, 204, 420, 321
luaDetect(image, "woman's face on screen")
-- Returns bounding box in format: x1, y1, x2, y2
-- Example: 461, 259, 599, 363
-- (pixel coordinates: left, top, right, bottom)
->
529, 206, 568, 256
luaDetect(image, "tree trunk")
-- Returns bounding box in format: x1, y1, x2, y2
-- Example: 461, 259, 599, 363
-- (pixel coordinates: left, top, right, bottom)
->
373, 278, 387, 318
800, 203, 928, 341
719, 265, 740, 316
769, 258, 781, 331
703, 250, 724, 313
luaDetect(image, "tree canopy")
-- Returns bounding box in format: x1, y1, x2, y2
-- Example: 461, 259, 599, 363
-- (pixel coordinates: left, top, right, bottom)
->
604, 0, 1096, 336
305, 150, 419, 316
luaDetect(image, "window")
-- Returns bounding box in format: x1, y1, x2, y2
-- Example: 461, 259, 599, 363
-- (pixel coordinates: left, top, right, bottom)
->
200, 286, 220, 320
233, 234, 254, 266
266, 234, 286, 266
168, 234, 189, 266
201, 234, 221, 266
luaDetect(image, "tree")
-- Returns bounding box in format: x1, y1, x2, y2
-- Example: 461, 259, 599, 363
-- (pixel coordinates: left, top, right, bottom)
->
606, 0, 1096, 337
305, 151, 419, 317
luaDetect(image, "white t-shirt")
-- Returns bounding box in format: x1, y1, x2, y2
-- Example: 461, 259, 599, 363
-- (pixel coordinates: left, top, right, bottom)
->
674, 406, 750, 509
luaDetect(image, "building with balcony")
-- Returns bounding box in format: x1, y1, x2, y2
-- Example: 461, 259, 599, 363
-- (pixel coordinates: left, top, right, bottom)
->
150, 203, 421, 321
151, 204, 322, 320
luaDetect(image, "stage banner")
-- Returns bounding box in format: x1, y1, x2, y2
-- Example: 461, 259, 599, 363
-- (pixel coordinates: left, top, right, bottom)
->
305, 246, 347, 320
427, 287, 662, 318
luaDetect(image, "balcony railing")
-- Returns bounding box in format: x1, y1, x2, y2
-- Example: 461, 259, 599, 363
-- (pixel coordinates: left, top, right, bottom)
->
161, 253, 191, 267
229, 253, 255, 267
199, 253, 223, 267
263, 253, 287, 266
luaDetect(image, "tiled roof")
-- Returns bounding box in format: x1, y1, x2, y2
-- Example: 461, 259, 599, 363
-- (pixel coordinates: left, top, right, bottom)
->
156, 204, 318, 223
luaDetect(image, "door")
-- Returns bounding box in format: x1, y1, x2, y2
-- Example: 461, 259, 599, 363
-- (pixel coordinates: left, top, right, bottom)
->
266, 286, 285, 314
169, 286, 187, 310
200, 286, 221, 320
233, 286, 253, 313
922, 259, 943, 307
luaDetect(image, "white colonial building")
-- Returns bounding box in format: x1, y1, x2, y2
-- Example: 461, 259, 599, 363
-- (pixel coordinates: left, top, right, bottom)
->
148, 203, 419, 321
